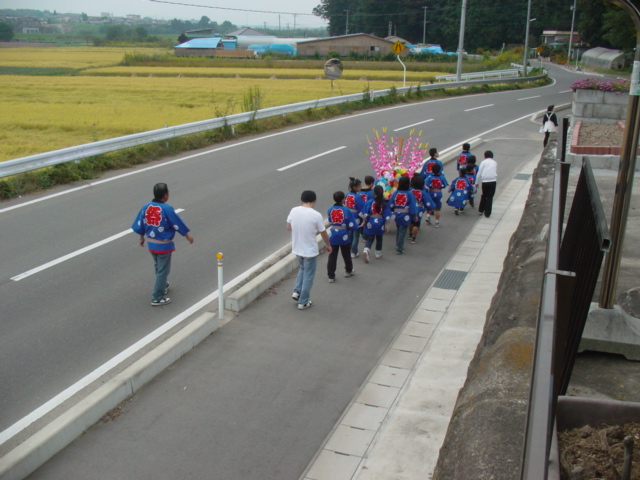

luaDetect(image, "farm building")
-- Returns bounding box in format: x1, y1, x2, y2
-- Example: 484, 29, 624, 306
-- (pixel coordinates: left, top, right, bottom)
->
296, 33, 408, 57
580, 47, 628, 70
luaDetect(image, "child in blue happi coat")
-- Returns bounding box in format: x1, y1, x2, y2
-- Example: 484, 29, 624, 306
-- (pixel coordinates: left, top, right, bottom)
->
345, 177, 365, 258
409, 174, 434, 244
447, 165, 473, 215
361, 185, 392, 262
389, 175, 418, 254
327, 191, 359, 282
419, 147, 444, 181
424, 163, 448, 228
456, 143, 472, 172
465, 155, 478, 208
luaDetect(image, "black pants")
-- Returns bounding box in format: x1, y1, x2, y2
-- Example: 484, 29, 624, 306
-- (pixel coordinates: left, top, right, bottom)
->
479, 181, 496, 218
327, 243, 353, 279
543, 131, 551, 147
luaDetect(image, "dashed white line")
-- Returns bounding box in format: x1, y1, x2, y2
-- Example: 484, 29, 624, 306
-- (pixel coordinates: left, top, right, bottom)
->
394, 119, 434, 131
464, 104, 494, 112
11, 209, 185, 281
277, 146, 346, 172
518, 95, 541, 101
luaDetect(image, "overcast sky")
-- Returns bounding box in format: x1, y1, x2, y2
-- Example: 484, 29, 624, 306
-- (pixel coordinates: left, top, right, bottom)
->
2, 0, 328, 30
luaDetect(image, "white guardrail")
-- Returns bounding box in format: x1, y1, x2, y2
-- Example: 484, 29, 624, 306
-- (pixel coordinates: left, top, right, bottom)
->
0, 74, 545, 179
435, 68, 519, 82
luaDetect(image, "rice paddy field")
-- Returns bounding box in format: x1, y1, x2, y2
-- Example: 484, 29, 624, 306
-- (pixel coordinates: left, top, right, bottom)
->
0, 47, 447, 162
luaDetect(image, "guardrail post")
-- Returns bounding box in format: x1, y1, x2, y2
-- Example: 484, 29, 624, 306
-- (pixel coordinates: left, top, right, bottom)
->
217, 252, 224, 316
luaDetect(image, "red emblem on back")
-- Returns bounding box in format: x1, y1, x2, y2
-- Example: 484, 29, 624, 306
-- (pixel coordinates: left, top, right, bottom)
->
145, 205, 162, 227
345, 194, 356, 209
330, 208, 345, 224
395, 193, 408, 206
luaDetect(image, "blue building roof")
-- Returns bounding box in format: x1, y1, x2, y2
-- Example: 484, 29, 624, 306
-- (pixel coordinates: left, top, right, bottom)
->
175, 37, 223, 49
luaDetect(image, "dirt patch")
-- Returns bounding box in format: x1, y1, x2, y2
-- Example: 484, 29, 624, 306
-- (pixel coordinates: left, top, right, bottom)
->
558, 422, 640, 479
578, 123, 624, 146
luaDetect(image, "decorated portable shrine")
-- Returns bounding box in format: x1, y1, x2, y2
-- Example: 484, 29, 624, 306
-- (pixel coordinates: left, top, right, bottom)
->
366, 128, 428, 198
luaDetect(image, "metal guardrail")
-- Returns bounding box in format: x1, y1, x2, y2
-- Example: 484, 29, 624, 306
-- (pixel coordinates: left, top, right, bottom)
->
0, 74, 545, 179
520, 157, 611, 480
435, 68, 519, 82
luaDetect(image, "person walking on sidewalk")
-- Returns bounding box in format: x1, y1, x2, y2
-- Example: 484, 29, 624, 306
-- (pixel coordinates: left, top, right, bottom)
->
476, 150, 498, 218
131, 182, 194, 306
326, 191, 357, 282
287, 190, 332, 310
542, 105, 558, 147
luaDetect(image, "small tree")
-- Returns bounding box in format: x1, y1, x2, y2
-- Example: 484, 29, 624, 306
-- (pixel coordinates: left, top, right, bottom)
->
0, 21, 15, 41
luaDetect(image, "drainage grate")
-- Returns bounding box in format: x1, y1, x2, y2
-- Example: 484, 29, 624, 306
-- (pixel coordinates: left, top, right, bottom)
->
514, 173, 531, 181
433, 269, 468, 290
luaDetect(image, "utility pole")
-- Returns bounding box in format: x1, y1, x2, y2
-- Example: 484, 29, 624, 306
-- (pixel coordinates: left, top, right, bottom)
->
456, 0, 467, 81
568, 0, 577, 63
523, 0, 532, 76
423, 6, 427, 45
600, 0, 640, 308
344, 10, 349, 35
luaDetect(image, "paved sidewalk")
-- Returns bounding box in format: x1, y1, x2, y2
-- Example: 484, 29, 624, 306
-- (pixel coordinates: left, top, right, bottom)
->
301, 154, 539, 480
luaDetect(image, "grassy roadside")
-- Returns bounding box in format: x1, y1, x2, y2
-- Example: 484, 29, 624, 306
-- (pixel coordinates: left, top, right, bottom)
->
0, 77, 549, 201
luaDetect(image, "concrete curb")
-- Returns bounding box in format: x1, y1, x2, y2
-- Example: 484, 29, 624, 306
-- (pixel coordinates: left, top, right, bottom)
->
0, 311, 219, 480
226, 247, 298, 312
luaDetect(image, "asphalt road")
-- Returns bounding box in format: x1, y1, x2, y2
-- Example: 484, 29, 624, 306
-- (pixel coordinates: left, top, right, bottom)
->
0, 64, 581, 441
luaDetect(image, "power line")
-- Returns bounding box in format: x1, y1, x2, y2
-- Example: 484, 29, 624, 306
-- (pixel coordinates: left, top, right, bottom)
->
148, 0, 317, 16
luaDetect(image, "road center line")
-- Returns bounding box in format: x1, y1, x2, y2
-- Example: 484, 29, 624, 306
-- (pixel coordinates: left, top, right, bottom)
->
464, 104, 494, 112
277, 146, 346, 172
518, 95, 541, 101
394, 118, 434, 131
11, 209, 185, 281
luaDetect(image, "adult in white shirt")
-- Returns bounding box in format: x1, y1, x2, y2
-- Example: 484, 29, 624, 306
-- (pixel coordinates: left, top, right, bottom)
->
475, 150, 498, 218
287, 190, 332, 310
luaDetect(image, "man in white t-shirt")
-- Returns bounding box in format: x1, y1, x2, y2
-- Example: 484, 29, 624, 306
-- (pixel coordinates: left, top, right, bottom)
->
475, 150, 498, 218
287, 190, 332, 310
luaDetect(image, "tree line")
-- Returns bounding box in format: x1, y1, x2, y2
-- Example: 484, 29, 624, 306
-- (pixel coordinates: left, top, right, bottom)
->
312, 0, 638, 52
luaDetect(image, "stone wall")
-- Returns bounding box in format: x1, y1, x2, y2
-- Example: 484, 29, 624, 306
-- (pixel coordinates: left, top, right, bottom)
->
572, 89, 628, 124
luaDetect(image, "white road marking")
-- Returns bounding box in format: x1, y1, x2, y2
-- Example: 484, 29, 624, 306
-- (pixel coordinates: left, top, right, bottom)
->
393, 119, 434, 131
0, 251, 263, 445
558, 89, 572, 93
518, 95, 541, 101
277, 146, 346, 171
464, 104, 494, 112
11, 209, 185, 281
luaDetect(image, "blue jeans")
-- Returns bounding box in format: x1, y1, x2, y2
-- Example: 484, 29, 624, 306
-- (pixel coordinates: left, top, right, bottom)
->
294, 255, 317, 305
350, 227, 362, 256
396, 224, 408, 253
151, 252, 172, 301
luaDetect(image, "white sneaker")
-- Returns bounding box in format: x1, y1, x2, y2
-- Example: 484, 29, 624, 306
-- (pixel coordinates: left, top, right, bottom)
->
298, 301, 313, 310
292, 291, 300, 301
345, 268, 355, 277
375, 251, 382, 259
363, 248, 370, 263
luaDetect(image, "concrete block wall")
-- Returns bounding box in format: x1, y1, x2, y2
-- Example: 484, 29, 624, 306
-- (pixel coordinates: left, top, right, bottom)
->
572, 89, 628, 124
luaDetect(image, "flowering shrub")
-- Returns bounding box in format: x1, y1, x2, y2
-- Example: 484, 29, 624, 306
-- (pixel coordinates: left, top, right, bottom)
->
571, 78, 630, 93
